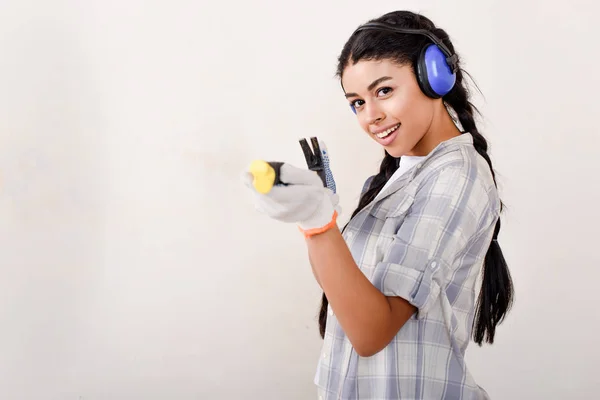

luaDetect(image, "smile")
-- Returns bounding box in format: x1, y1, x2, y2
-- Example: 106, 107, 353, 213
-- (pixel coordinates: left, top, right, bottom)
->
375, 123, 400, 139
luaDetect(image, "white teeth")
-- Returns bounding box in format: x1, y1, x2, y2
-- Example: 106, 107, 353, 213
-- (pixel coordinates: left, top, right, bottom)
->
375, 124, 400, 138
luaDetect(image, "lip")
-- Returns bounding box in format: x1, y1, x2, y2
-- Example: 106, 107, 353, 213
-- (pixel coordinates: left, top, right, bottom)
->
372, 123, 400, 147
371, 123, 401, 135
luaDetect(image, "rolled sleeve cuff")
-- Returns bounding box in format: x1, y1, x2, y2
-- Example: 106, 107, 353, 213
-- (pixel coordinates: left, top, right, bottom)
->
374, 260, 443, 318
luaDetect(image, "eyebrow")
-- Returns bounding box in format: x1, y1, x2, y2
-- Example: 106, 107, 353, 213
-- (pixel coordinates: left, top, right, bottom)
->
344, 76, 393, 98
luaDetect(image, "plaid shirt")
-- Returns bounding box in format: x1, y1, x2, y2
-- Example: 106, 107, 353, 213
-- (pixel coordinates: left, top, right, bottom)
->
315, 134, 500, 399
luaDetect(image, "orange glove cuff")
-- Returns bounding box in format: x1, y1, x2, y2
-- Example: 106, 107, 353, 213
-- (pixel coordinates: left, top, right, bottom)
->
298, 210, 338, 238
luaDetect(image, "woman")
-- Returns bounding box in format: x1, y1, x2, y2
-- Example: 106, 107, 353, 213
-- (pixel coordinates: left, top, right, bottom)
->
242, 10, 514, 399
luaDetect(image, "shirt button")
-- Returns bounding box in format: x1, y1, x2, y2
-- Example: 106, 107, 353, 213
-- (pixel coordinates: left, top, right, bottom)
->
346, 231, 354, 239
431, 261, 437, 269
328, 308, 334, 316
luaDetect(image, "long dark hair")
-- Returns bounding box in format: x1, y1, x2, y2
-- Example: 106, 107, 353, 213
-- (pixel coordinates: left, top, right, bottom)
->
318, 10, 514, 345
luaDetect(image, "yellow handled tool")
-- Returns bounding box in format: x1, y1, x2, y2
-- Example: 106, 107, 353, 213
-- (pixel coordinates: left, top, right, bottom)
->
249, 160, 285, 194
249, 137, 326, 194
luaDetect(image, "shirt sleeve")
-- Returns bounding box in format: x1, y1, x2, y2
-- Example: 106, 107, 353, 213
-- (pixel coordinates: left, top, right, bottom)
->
361, 175, 375, 195
370, 164, 495, 317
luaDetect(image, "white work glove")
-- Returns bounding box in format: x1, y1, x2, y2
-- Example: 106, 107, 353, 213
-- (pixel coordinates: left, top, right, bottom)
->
320, 140, 337, 194
241, 162, 341, 237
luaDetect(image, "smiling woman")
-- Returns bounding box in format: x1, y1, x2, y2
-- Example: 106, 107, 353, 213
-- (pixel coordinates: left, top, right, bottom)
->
243, 9, 514, 400
342, 56, 462, 157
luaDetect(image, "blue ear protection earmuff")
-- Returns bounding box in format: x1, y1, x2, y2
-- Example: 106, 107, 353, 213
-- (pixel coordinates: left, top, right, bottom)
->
351, 22, 458, 99
416, 43, 456, 98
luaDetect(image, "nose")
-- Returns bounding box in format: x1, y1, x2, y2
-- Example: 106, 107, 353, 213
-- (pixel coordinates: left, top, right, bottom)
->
364, 102, 384, 125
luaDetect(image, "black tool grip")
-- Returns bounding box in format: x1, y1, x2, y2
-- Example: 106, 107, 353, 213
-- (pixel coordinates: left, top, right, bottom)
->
268, 161, 285, 186
298, 137, 327, 187
313, 167, 326, 187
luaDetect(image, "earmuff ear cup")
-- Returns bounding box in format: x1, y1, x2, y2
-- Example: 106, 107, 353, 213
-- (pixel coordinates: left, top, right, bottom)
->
416, 44, 457, 99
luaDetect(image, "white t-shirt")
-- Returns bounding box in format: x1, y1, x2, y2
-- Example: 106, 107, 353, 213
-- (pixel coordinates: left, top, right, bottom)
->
376, 155, 426, 200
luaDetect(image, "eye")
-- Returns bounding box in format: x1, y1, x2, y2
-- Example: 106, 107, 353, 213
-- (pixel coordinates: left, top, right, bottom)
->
376, 86, 393, 97
350, 99, 365, 109
348, 87, 393, 111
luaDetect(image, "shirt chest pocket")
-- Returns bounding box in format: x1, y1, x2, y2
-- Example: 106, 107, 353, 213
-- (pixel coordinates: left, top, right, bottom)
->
369, 189, 415, 224
360, 192, 415, 272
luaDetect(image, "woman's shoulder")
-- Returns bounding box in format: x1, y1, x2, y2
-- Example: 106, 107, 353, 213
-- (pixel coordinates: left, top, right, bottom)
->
415, 139, 501, 215
359, 134, 501, 215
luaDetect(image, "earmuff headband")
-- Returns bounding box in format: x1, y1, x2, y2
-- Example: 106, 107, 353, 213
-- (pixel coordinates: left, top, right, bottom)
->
352, 22, 458, 73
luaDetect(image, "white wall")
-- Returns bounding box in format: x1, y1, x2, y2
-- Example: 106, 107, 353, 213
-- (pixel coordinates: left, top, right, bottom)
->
1, 0, 598, 399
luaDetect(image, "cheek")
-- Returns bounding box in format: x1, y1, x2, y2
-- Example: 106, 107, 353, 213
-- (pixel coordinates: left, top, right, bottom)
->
357, 115, 370, 134
385, 96, 412, 120
393, 96, 431, 130
390, 88, 428, 119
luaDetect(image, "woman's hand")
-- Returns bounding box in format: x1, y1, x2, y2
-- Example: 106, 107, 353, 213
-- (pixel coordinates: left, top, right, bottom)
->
241, 161, 341, 237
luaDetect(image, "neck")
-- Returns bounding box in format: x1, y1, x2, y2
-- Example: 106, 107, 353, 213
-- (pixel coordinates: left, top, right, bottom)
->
408, 102, 461, 156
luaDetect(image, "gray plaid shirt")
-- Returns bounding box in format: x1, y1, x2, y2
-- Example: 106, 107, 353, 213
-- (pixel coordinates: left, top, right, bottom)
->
315, 133, 499, 399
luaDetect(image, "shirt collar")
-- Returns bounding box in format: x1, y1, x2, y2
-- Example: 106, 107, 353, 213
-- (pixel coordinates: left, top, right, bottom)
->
372, 132, 474, 204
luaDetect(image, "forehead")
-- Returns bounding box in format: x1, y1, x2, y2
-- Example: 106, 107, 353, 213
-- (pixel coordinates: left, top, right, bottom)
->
341, 59, 412, 93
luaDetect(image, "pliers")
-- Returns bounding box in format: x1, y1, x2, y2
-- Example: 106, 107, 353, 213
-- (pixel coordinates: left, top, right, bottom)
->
298, 137, 327, 187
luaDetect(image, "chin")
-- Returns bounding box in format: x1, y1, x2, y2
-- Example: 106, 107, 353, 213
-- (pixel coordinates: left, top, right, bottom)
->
386, 135, 423, 157
385, 146, 407, 158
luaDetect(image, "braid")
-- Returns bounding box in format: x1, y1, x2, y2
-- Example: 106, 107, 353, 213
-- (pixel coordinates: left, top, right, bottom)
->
318, 151, 399, 338
444, 67, 514, 345
444, 77, 496, 186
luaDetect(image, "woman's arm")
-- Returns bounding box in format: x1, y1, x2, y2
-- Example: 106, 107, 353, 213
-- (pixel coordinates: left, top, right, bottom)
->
306, 164, 493, 357
306, 226, 416, 357
308, 252, 322, 288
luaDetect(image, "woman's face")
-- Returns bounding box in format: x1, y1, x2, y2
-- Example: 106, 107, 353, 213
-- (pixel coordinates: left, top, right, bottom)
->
341, 59, 438, 157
